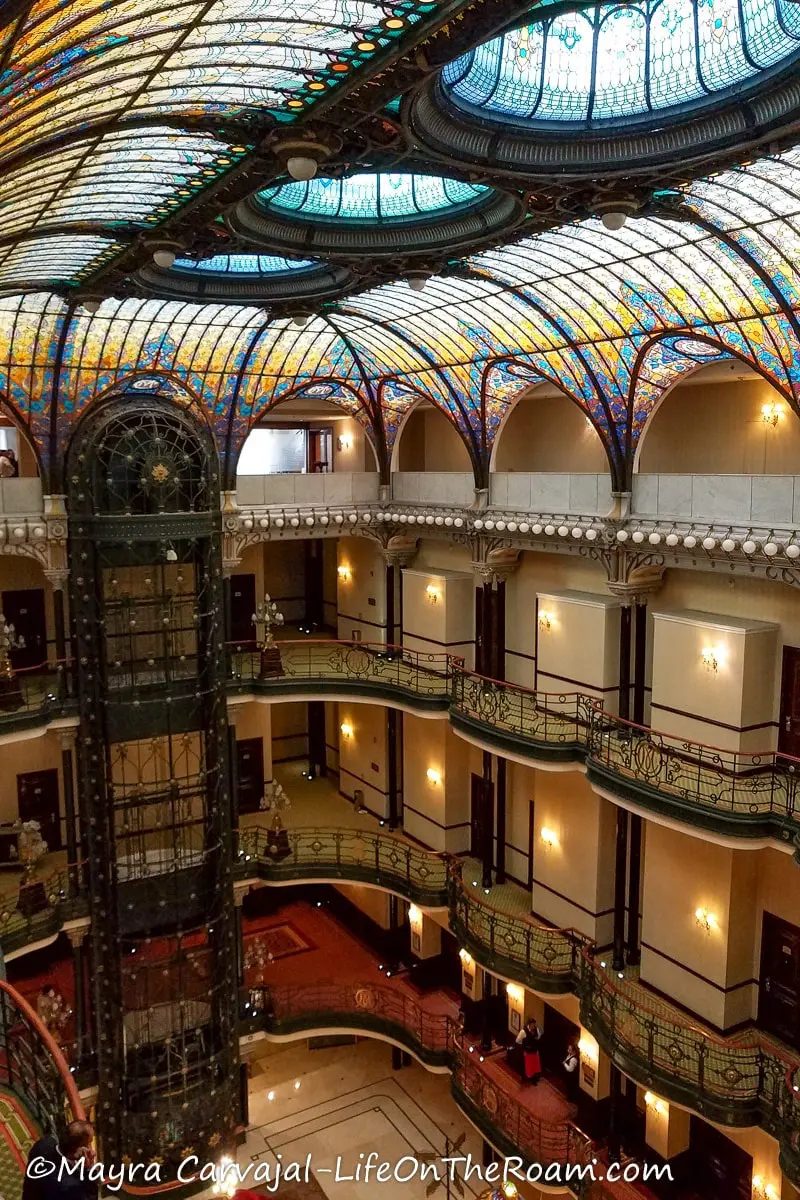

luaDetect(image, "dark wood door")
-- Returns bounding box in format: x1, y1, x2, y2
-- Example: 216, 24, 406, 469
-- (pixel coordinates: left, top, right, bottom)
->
688, 1114, 751, 1200
2, 588, 47, 670
17, 768, 61, 852
470, 772, 489, 858
236, 738, 265, 815
779, 646, 800, 758
759, 912, 800, 1049
230, 573, 256, 647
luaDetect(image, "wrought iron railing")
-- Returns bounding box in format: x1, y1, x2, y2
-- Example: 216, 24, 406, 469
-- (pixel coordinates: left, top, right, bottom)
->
0, 866, 86, 955
448, 859, 587, 993
579, 951, 796, 1130
0, 658, 73, 731
237, 825, 448, 906
0, 978, 86, 1138
586, 705, 800, 829
449, 661, 590, 754
255, 980, 597, 1178
230, 639, 453, 702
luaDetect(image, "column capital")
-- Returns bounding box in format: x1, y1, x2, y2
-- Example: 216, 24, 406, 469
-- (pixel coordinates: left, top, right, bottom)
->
58, 729, 77, 752
44, 568, 70, 591
381, 534, 418, 569
607, 563, 664, 606
65, 918, 90, 948
471, 546, 520, 587
233, 881, 251, 907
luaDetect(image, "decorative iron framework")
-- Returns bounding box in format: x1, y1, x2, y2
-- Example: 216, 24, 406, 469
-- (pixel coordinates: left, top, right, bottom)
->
67, 392, 239, 1165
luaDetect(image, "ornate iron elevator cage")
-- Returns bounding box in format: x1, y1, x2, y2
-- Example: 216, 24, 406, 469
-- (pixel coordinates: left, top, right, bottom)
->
67, 394, 240, 1164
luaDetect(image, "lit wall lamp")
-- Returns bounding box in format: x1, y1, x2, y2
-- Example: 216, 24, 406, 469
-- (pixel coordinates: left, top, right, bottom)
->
752, 1176, 779, 1200
538, 609, 554, 632
340, 721, 354, 739
408, 904, 421, 924
506, 983, 524, 1003
426, 767, 442, 786
644, 1091, 667, 1116
337, 564, 351, 581
336, 433, 353, 451
695, 907, 718, 934
761, 401, 783, 427
578, 1034, 598, 1064
458, 948, 472, 965
701, 645, 724, 673
426, 583, 441, 604
540, 827, 559, 850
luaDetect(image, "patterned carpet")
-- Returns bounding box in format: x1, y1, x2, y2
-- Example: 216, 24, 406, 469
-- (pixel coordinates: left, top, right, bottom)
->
0, 1090, 37, 1200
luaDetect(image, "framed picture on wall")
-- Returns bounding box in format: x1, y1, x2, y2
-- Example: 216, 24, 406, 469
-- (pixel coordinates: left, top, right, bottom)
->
411, 931, 421, 954
510, 1008, 521, 1033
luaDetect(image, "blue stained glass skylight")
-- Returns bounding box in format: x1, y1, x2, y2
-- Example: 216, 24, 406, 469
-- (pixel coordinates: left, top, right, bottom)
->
258, 173, 489, 223
173, 254, 318, 273
442, 0, 800, 125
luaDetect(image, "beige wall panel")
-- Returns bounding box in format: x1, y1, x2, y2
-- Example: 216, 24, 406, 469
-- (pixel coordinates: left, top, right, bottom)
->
334, 882, 391, 929
638, 378, 800, 474
535, 590, 621, 710
492, 390, 609, 473
270, 701, 307, 763
402, 568, 473, 664
338, 701, 388, 819
403, 717, 470, 853
232, 701, 273, 780
0, 732, 62, 826
336, 536, 385, 643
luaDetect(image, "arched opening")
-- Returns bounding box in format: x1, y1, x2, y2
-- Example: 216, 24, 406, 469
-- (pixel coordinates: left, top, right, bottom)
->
393, 401, 472, 472
0, 412, 39, 477
491, 384, 609, 473
237, 394, 378, 478
636, 361, 800, 475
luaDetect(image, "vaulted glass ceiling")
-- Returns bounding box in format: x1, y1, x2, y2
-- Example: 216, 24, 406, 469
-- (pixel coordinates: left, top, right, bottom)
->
443, 0, 800, 125
257, 174, 491, 224
173, 255, 319, 274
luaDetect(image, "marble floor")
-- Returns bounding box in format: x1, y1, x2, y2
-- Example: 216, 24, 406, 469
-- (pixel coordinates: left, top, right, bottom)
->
240, 1037, 491, 1200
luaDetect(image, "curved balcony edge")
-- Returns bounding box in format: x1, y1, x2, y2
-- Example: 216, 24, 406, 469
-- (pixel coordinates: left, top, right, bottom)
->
449, 911, 580, 996
448, 709, 584, 765
229, 674, 451, 714
234, 857, 449, 908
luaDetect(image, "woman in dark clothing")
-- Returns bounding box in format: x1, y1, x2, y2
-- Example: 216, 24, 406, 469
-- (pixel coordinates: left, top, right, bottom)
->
515, 1017, 542, 1085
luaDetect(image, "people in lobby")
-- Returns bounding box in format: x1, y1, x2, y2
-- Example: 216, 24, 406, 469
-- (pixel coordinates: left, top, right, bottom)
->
22, 1120, 96, 1200
515, 1017, 542, 1086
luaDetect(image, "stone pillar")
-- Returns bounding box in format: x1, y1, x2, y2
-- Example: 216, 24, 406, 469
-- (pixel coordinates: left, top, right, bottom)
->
643, 1091, 690, 1161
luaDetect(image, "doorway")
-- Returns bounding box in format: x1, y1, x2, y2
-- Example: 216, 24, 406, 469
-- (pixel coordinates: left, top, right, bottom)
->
18, 768, 61, 852
779, 646, 800, 758
687, 1115, 751, 1200
230, 574, 256, 647
759, 911, 800, 1049
236, 738, 265, 815
2, 588, 47, 669
470, 772, 493, 859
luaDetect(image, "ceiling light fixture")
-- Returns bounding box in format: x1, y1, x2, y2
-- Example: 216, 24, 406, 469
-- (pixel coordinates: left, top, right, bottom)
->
152, 248, 177, 269
407, 275, 429, 292
287, 155, 319, 181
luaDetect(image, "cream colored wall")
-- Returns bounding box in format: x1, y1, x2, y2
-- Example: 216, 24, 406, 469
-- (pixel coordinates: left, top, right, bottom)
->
331, 416, 374, 473
504, 760, 534, 885
338, 701, 388, 819
402, 567, 474, 664
270, 701, 307, 763
396, 407, 472, 472
232, 701, 273, 780
333, 882, 392, 928
0, 731, 63, 830
536, 590, 621, 711
530, 770, 616, 943
655, 570, 800, 746
650, 610, 779, 753
505, 552, 609, 687
336, 536, 385, 642
492, 390, 609, 473
0, 556, 57, 663
261, 540, 305, 624
403, 718, 470, 852
640, 821, 758, 1029
639, 377, 800, 474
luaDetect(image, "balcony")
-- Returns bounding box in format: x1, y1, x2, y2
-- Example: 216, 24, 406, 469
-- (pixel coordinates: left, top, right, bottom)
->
0, 865, 86, 957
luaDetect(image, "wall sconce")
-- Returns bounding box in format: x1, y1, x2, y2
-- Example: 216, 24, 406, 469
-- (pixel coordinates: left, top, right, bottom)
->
538, 609, 553, 632
426, 584, 441, 604
336, 434, 353, 451
752, 1176, 779, 1200
426, 767, 442, 786
540, 827, 559, 850
578, 1035, 598, 1064
644, 1092, 667, 1116
340, 721, 353, 739
458, 948, 472, 966
695, 907, 718, 934
761, 402, 782, 427
337, 564, 351, 581
506, 983, 524, 1003
701, 645, 724, 673
408, 904, 421, 924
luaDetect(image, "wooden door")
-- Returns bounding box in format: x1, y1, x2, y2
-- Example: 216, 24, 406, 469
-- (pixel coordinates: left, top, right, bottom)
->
2, 588, 47, 669
17, 768, 61, 852
236, 738, 265, 815
229, 573, 256, 647
688, 1114, 752, 1200
470, 773, 485, 858
779, 646, 800, 758
759, 912, 800, 1049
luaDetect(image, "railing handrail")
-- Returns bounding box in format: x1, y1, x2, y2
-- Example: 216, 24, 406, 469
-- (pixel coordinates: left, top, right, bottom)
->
0, 978, 86, 1120
449, 658, 584, 701
233, 637, 451, 661
449, 858, 589, 945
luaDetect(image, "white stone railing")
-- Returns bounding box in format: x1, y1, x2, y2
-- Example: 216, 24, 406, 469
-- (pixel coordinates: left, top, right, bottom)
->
390, 471, 475, 506
633, 474, 800, 526
235, 472, 379, 507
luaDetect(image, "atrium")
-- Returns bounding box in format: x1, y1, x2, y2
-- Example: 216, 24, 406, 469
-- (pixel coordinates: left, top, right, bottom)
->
1, 2, 800, 1200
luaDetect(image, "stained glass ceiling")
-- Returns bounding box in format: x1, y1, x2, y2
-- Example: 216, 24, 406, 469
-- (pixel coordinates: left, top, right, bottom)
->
257, 173, 491, 224
443, 0, 800, 125
173, 255, 319, 275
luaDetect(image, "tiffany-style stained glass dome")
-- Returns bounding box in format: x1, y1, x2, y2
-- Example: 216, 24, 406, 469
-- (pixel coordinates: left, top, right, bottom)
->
256, 173, 490, 224
233, 170, 523, 259
442, 0, 800, 126
172, 255, 318, 274
137, 251, 349, 301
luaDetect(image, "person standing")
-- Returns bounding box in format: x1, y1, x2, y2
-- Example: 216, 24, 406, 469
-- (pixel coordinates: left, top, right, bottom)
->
22, 1120, 97, 1200
515, 1017, 542, 1086
563, 1039, 580, 1103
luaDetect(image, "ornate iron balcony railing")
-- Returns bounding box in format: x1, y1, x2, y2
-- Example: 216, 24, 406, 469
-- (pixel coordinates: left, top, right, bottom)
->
0, 865, 87, 955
